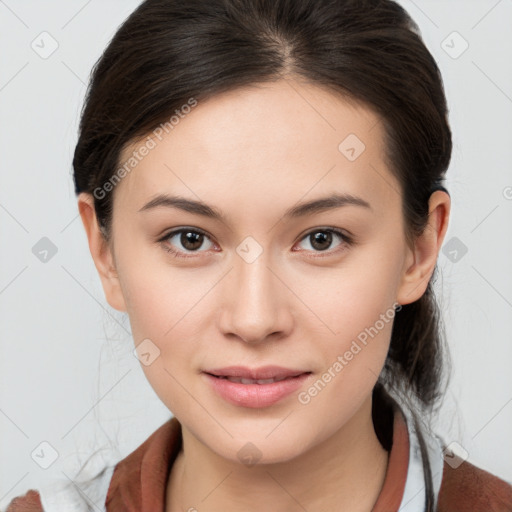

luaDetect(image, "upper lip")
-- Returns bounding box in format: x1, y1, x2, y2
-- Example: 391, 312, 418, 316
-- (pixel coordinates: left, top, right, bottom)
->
204, 366, 310, 380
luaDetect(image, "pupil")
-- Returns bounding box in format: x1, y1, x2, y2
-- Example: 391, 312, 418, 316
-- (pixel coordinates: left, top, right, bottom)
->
311, 231, 331, 251
182, 231, 203, 250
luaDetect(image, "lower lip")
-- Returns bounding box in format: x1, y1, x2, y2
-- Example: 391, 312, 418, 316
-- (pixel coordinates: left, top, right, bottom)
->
203, 372, 312, 408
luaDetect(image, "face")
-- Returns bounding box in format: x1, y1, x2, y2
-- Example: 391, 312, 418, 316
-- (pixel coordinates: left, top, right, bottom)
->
80, 78, 445, 465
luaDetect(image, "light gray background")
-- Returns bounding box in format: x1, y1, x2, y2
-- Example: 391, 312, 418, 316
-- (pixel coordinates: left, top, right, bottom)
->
1, 0, 511, 508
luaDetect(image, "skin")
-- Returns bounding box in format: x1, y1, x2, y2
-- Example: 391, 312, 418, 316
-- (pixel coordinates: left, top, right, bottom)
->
78, 78, 450, 512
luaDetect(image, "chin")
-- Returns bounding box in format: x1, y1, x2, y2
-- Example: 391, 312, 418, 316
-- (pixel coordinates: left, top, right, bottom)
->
208, 427, 313, 467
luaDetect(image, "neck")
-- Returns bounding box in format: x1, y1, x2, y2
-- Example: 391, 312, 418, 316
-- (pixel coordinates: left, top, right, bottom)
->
166, 394, 390, 512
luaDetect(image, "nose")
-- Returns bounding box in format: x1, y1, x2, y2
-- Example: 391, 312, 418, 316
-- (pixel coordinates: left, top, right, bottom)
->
219, 251, 293, 345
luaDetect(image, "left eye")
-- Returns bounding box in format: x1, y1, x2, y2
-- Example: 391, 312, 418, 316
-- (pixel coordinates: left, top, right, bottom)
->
295, 228, 351, 254
159, 228, 214, 257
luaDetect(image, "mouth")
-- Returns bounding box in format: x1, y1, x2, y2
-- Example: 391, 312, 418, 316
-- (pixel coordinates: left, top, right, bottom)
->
203, 365, 311, 381
202, 367, 313, 408
205, 373, 310, 384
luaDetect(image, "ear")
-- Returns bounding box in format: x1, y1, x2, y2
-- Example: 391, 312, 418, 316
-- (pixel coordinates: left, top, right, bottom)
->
396, 190, 451, 306
77, 192, 127, 312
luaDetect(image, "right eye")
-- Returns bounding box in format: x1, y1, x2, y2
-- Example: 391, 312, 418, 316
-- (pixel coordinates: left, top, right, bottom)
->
158, 227, 216, 258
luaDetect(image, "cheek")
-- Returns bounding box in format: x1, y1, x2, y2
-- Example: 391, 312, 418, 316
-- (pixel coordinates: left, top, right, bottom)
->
126, 284, 205, 416
290, 241, 402, 339
297, 298, 396, 427
314, 294, 395, 394
291, 240, 401, 402
118, 260, 217, 406
118, 247, 213, 340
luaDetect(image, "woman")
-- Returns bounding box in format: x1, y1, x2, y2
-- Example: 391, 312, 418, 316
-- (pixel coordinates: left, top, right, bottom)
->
6, 0, 512, 511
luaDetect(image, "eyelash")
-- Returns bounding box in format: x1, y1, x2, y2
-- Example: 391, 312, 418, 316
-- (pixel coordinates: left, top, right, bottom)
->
157, 226, 354, 260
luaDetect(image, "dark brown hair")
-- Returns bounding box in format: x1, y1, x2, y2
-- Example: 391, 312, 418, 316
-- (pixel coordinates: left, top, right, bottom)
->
73, 0, 452, 508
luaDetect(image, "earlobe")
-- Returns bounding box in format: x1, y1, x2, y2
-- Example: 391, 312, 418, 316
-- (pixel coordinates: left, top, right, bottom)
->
396, 190, 451, 305
77, 193, 127, 312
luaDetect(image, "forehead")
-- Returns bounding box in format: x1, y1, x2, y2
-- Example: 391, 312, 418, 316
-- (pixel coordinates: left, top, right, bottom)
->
114, 79, 399, 219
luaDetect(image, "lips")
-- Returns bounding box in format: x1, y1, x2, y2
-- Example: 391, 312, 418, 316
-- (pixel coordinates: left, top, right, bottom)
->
204, 365, 310, 381
214, 375, 292, 385
203, 369, 313, 408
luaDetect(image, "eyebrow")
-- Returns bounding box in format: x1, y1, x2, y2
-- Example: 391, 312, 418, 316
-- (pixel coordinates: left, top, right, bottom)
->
138, 192, 372, 221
